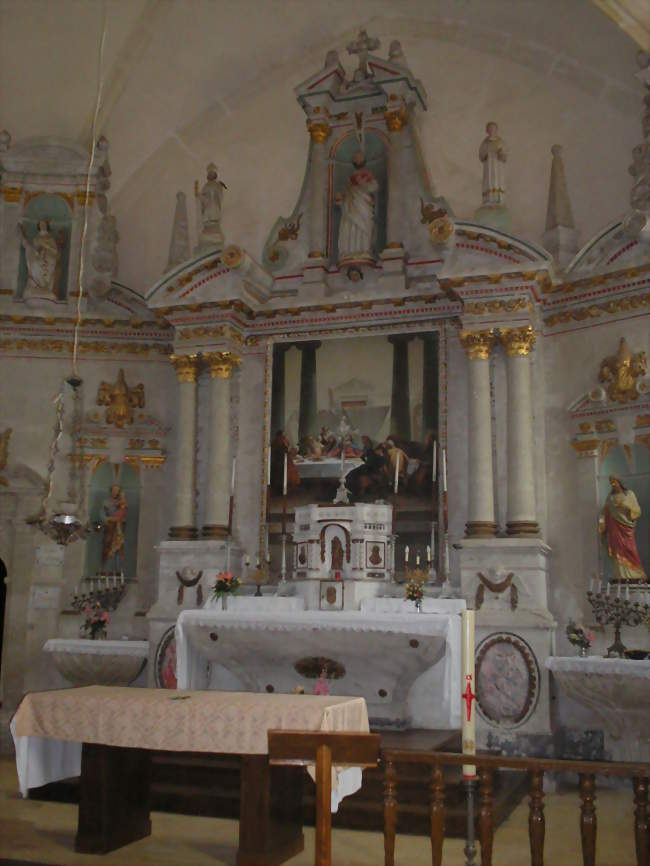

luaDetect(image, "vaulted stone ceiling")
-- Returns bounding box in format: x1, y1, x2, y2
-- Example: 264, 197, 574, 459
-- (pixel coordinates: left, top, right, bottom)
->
0, 0, 644, 293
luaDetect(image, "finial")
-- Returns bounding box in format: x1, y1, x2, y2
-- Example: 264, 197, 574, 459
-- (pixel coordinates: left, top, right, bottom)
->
346, 29, 380, 78
388, 40, 405, 61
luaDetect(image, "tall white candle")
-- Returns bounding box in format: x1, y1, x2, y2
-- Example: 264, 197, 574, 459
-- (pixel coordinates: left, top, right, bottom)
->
426, 545, 431, 563
231, 457, 236, 494
442, 447, 447, 493
461, 609, 476, 779
282, 453, 288, 496
394, 453, 399, 494
432, 440, 437, 482
404, 545, 409, 563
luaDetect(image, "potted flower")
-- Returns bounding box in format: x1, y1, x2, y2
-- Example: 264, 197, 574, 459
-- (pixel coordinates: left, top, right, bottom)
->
213, 571, 241, 609
566, 620, 594, 657
81, 600, 110, 640
405, 575, 425, 612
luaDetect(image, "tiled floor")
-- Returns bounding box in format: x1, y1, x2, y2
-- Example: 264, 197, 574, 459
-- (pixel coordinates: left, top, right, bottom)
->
0, 756, 639, 865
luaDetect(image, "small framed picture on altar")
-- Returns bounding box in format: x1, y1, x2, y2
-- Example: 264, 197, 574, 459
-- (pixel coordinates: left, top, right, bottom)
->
365, 540, 385, 570
320, 580, 344, 611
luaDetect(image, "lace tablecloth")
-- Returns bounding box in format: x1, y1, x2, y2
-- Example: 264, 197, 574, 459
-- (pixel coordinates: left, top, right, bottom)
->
11, 686, 369, 806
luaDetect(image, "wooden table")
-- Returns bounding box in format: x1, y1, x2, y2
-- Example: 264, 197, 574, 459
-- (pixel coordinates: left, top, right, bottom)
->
11, 686, 369, 865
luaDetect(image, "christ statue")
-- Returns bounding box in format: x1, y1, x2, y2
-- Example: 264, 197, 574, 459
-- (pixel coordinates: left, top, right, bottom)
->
599, 475, 647, 583
336, 150, 379, 263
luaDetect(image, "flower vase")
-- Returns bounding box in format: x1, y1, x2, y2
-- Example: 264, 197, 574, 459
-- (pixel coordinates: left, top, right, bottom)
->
415, 598, 423, 613
577, 644, 589, 658
221, 595, 227, 611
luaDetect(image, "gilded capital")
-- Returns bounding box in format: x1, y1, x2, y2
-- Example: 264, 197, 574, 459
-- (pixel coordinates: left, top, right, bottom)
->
169, 353, 199, 383
204, 350, 241, 379
384, 108, 407, 132
459, 329, 496, 360
2, 186, 22, 203
499, 326, 536, 357
307, 120, 331, 143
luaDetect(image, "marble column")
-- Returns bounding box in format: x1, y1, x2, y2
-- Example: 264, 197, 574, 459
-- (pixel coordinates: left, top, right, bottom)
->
202, 351, 241, 538
389, 335, 412, 439
500, 326, 539, 536
307, 121, 331, 258
384, 107, 408, 249
271, 344, 290, 437
460, 330, 497, 537
298, 341, 321, 442
169, 354, 200, 539
421, 332, 439, 436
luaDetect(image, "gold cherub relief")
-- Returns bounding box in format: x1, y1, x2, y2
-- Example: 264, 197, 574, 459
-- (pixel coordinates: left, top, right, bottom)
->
96, 368, 145, 428
598, 338, 648, 404
0, 428, 12, 486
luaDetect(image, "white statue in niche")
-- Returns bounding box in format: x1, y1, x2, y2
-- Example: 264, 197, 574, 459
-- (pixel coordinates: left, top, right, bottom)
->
18, 219, 62, 300
336, 150, 379, 263
479, 122, 507, 206
195, 162, 227, 251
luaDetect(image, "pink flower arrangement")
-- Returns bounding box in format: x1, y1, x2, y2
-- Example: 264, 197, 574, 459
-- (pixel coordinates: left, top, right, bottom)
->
566, 620, 594, 649
81, 600, 110, 639
213, 570, 241, 600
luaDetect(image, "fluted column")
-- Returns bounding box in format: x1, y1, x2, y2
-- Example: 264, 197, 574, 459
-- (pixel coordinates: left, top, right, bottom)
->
389, 334, 412, 439
500, 326, 539, 536
307, 121, 331, 258
298, 341, 321, 442
202, 351, 241, 538
169, 354, 200, 539
384, 107, 408, 248
460, 330, 497, 537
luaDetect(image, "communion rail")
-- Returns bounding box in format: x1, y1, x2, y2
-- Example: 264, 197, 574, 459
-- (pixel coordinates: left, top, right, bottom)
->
381, 749, 650, 866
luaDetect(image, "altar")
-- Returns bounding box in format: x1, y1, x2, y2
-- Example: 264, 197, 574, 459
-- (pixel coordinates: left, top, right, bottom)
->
176, 596, 465, 729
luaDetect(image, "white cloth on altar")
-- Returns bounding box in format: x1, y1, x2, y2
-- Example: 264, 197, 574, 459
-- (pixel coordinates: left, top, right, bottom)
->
11, 686, 369, 810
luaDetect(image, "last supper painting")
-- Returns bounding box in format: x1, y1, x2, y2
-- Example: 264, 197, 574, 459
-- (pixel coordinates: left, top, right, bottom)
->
267, 331, 440, 558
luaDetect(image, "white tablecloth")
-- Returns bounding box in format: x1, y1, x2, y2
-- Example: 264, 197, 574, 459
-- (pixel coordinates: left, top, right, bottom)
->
11, 686, 369, 809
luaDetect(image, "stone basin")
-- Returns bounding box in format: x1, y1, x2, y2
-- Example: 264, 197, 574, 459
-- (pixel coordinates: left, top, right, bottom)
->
43, 638, 148, 687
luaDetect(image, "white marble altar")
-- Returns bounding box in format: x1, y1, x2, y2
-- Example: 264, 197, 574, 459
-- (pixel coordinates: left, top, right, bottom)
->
176, 596, 465, 729
43, 639, 148, 687
546, 656, 650, 761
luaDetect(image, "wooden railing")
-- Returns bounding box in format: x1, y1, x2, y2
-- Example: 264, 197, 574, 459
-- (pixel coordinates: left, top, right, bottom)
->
381, 750, 650, 866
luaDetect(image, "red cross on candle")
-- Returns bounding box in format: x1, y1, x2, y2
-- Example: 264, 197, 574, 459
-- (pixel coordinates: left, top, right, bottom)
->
462, 674, 475, 722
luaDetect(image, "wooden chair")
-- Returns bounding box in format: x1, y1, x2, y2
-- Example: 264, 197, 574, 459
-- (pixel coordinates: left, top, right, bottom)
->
268, 730, 381, 866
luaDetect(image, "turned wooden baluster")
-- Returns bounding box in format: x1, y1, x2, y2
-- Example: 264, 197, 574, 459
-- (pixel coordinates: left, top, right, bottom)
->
528, 769, 545, 866
430, 763, 445, 866
579, 773, 597, 866
384, 758, 398, 866
478, 767, 494, 866
633, 777, 649, 866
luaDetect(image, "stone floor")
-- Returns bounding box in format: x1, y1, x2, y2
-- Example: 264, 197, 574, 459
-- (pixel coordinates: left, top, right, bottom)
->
0, 757, 639, 865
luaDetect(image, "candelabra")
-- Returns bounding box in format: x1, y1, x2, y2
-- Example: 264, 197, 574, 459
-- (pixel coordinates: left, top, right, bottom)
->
71, 574, 128, 613
587, 584, 650, 658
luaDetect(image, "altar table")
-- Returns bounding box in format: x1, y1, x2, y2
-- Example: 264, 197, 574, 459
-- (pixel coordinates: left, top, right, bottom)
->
11, 685, 369, 864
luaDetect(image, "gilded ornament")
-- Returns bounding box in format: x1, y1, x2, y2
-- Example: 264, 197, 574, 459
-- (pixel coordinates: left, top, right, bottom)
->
23, 190, 74, 209
307, 121, 331, 143
204, 350, 241, 379
384, 108, 407, 132
223, 245, 243, 268
636, 415, 650, 428
499, 326, 536, 357
75, 190, 95, 207
598, 338, 648, 404
2, 186, 22, 203
169, 353, 200, 383
570, 438, 600, 456
595, 420, 615, 433
96, 369, 145, 428
464, 299, 531, 315
429, 216, 454, 244
459, 329, 496, 360
579, 422, 594, 433
419, 200, 449, 224
0, 338, 172, 357
0, 427, 11, 486
544, 292, 650, 327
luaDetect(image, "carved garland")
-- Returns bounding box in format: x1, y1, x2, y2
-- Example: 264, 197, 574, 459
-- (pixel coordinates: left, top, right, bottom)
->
475, 571, 518, 611
176, 569, 204, 606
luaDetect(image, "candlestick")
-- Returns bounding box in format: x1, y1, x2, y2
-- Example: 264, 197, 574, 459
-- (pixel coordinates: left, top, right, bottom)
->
255, 555, 260, 567
416, 554, 420, 566
394, 453, 399, 494
405, 545, 409, 563
432, 440, 437, 482
426, 545, 431, 563
442, 447, 447, 493
231, 457, 236, 495
461, 609, 476, 779
244, 554, 250, 567
282, 452, 287, 496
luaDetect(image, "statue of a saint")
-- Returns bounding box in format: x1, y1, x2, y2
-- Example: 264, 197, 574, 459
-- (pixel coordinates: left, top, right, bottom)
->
479, 122, 507, 206
599, 475, 647, 582
101, 484, 128, 571
18, 219, 61, 300
195, 162, 226, 251
336, 151, 378, 263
